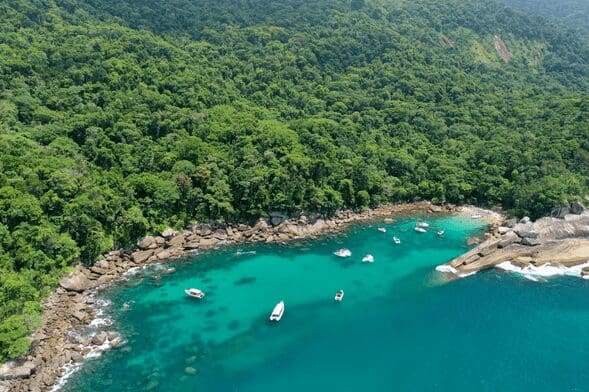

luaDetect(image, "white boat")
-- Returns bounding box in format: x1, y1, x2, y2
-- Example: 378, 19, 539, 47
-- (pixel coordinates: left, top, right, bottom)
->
437, 230, 445, 236
334, 248, 352, 257
393, 236, 401, 244
163, 267, 176, 274
471, 214, 482, 219
269, 301, 285, 322
415, 227, 427, 233
334, 290, 344, 302
362, 254, 374, 263
184, 288, 205, 299
378, 227, 387, 233
416, 222, 429, 228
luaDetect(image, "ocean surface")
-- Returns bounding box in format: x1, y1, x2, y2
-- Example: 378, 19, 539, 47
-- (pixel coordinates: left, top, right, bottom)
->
62, 214, 589, 391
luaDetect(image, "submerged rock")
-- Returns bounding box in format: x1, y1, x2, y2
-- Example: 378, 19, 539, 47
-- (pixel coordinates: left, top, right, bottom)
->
184, 367, 197, 375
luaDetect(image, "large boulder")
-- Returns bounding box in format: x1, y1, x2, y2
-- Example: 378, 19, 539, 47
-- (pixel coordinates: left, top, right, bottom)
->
91, 332, 107, 346
570, 201, 585, 215
551, 206, 570, 219
503, 218, 518, 228
522, 237, 542, 246
0, 361, 36, 380
137, 236, 158, 250
132, 249, 154, 264
513, 222, 538, 238
60, 270, 95, 292
199, 238, 220, 249
498, 231, 521, 248
161, 227, 177, 238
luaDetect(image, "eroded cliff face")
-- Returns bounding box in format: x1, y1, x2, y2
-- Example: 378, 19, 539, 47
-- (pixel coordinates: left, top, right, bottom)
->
446, 202, 589, 274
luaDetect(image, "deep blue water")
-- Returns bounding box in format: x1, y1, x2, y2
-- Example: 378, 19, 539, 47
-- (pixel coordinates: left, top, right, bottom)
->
62, 215, 589, 391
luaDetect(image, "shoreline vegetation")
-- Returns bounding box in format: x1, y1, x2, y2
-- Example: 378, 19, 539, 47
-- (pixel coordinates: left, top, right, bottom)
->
1, 201, 475, 391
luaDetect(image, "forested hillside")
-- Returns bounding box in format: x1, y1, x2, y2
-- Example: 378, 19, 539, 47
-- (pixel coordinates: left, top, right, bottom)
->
502, 0, 589, 39
1, 0, 588, 359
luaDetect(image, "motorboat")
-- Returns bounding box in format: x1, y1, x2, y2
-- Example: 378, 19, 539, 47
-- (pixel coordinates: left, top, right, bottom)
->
378, 227, 387, 233
415, 227, 427, 233
184, 288, 205, 299
393, 236, 401, 244
437, 230, 445, 236
334, 290, 344, 302
269, 301, 285, 322
416, 221, 429, 228
362, 254, 374, 263
334, 248, 352, 257
163, 267, 176, 274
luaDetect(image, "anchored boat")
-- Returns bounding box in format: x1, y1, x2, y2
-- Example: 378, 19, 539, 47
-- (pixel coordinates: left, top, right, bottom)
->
416, 221, 429, 228
334, 248, 352, 257
415, 227, 427, 233
184, 288, 205, 299
378, 227, 387, 233
270, 301, 285, 322
437, 230, 445, 236
334, 290, 344, 302
362, 254, 374, 263
393, 236, 401, 244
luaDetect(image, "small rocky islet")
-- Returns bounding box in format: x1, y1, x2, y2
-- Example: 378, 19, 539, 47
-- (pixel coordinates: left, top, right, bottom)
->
443, 201, 589, 275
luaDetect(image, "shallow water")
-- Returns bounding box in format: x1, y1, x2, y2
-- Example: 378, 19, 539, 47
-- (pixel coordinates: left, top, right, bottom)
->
62, 215, 589, 391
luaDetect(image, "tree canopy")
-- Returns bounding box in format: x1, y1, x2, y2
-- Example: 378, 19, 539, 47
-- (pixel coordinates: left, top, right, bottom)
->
0, 0, 588, 359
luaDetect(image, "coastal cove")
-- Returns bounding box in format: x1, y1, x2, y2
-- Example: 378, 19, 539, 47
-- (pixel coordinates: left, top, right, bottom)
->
32, 211, 589, 392
1, 202, 470, 391
55, 213, 492, 391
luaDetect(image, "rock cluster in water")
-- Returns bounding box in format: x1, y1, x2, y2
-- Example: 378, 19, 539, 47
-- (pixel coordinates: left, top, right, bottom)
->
446, 202, 589, 275
1, 202, 456, 392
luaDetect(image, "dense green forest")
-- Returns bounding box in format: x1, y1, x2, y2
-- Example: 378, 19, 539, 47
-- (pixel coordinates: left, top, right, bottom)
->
502, 0, 589, 39
0, 0, 588, 360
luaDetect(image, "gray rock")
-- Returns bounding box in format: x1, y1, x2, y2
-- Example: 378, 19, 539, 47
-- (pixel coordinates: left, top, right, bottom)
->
60, 270, 95, 292
94, 259, 110, 269
167, 233, 186, 247
0, 361, 36, 380
91, 332, 107, 346
504, 218, 518, 228
137, 236, 158, 250
132, 249, 154, 264
497, 226, 510, 234
522, 237, 542, 246
570, 201, 585, 215
498, 231, 521, 248
161, 227, 177, 238
72, 311, 86, 322
513, 222, 538, 238
551, 206, 570, 219
519, 216, 531, 224
0, 384, 10, 392
199, 238, 220, 249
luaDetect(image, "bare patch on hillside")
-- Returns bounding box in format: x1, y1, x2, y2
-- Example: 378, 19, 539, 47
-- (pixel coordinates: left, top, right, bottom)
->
494, 35, 511, 63
439, 34, 455, 48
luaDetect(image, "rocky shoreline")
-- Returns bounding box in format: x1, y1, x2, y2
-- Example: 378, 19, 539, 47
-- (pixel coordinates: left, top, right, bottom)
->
441, 202, 589, 277
1, 201, 465, 392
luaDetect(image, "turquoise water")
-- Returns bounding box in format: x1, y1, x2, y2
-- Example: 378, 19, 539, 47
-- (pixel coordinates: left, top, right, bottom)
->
62, 215, 589, 391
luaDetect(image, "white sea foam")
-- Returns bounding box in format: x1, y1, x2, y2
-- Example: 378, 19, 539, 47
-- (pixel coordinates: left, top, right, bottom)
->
496, 260, 589, 280
122, 266, 141, 278
435, 264, 477, 278
236, 250, 256, 256
435, 265, 457, 274
49, 336, 122, 391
